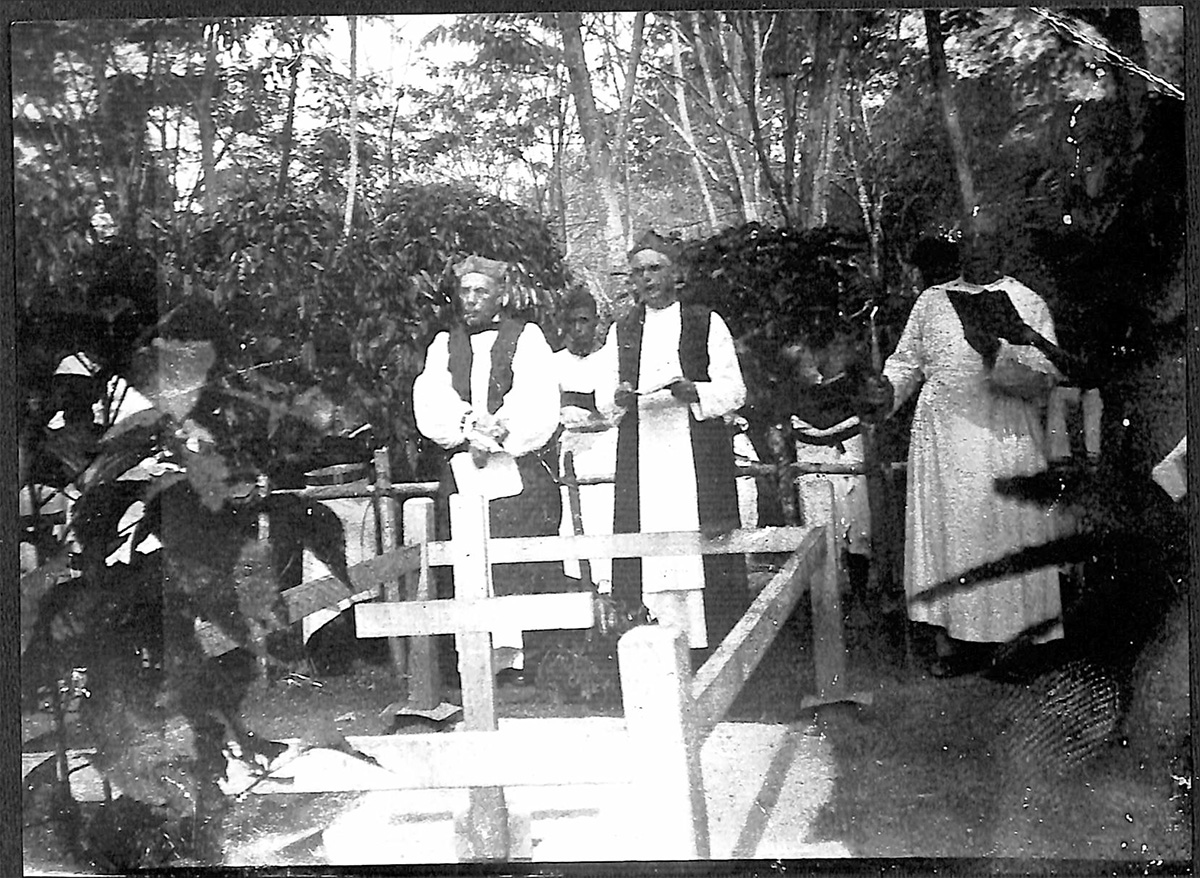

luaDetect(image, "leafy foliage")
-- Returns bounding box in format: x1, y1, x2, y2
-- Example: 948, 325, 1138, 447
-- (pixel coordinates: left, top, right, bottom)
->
165, 179, 569, 480
679, 223, 880, 432
18, 262, 353, 864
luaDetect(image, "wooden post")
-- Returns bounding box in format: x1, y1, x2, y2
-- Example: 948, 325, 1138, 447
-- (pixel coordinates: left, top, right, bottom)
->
814, 482, 846, 688
561, 450, 593, 588
373, 448, 407, 685
801, 482, 872, 709
403, 497, 439, 710
254, 473, 271, 680
450, 492, 510, 860
619, 625, 709, 860
256, 473, 270, 541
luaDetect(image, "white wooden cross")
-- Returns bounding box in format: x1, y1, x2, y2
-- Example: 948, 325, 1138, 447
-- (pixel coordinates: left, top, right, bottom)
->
354, 493, 596, 860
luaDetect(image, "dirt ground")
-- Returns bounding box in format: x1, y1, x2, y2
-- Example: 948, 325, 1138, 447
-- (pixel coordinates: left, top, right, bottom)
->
22, 569, 1192, 871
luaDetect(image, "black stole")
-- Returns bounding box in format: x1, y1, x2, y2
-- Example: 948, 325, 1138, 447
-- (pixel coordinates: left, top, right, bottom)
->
444, 318, 550, 495
437, 319, 565, 598
448, 318, 524, 414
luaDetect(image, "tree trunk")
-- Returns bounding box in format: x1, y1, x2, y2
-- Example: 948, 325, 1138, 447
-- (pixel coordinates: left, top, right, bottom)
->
670, 19, 719, 232
552, 83, 569, 247
735, 12, 791, 225
1076, 8, 1149, 129
809, 42, 846, 229
277, 43, 303, 200
559, 11, 625, 265
924, 9, 979, 231
799, 13, 827, 226
690, 12, 754, 223
726, 23, 761, 214
130, 41, 156, 234
845, 83, 883, 282
617, 12, 646, 250
342, 15, 359, 238
1072, 8, 1151, 202
196, 22, 219, 213
775, 11, 796, 213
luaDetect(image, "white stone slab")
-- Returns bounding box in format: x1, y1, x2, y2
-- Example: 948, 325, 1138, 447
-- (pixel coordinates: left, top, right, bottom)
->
300, 717, 850, 865
25, 718, 850, 866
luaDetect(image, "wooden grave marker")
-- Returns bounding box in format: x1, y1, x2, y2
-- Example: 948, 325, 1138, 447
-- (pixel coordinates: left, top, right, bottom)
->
355, 492, 595, 860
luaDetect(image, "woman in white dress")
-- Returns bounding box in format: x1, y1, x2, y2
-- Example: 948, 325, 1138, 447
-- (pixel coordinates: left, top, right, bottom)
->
865, 235, 1065, 675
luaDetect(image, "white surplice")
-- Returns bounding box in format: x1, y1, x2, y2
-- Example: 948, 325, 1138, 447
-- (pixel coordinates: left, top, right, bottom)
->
413, 322, 560, 659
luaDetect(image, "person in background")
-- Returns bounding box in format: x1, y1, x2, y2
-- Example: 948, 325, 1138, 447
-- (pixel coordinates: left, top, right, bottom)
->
412, 255, 565, 685
597, 230, 750, 663
785, 327, 873, 584
553, 286, 618, 595
860, 224, 1065, 677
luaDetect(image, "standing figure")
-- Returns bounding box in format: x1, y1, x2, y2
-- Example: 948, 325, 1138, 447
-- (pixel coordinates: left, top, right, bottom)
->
554, 286, 618, 591
786, 329, 872, 564
864, 231, 1065, 675
598, 230, 751, 658
412, 255, 564, 680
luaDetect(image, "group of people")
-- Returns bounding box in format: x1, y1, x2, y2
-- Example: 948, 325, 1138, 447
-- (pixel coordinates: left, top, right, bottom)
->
413, 232, 749, 681
412, 219, 1086, 686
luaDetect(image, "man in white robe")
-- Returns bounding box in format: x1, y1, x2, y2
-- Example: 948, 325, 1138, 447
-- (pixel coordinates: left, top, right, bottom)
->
598, 231, 750, 658
412, 255, 564, 679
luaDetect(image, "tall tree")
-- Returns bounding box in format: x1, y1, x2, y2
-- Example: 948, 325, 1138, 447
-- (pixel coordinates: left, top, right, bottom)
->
924, 9, 979, 230
558, 11, 625, 265
670, 23, 718, 232
616, 12, 647, 244
805, 14, 850, 229
732, 12, 793, 225
342, 15, 360, 238
195, 21, 220, 212
275, 29, 305, 199
686, 12, 756, 223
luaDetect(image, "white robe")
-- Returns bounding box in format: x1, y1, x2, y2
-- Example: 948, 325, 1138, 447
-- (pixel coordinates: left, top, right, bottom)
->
413, 324, 560, 459
413, 322, 560, 658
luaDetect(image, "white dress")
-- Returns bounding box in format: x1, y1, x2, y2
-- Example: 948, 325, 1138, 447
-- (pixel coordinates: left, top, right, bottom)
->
883, 276, 1063, 643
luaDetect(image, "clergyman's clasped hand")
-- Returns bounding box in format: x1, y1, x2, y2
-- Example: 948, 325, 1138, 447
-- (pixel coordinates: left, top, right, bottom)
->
466, 411, 508, 465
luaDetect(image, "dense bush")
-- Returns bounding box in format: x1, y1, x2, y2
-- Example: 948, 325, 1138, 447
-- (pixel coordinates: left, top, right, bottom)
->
19, 181, 572, 867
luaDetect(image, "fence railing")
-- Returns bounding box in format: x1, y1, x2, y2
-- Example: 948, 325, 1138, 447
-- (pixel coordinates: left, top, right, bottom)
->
237, 489, 829, 861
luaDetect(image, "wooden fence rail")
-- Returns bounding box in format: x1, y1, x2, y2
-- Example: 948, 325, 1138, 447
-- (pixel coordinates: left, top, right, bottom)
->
227, 491, 831, 862
183, 450, 849, 861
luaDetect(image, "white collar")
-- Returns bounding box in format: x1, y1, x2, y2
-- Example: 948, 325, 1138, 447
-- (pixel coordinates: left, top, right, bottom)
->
644, 299, 681, 316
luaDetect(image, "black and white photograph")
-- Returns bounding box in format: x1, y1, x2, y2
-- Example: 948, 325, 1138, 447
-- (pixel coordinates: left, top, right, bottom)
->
8, 4, 1194, 871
